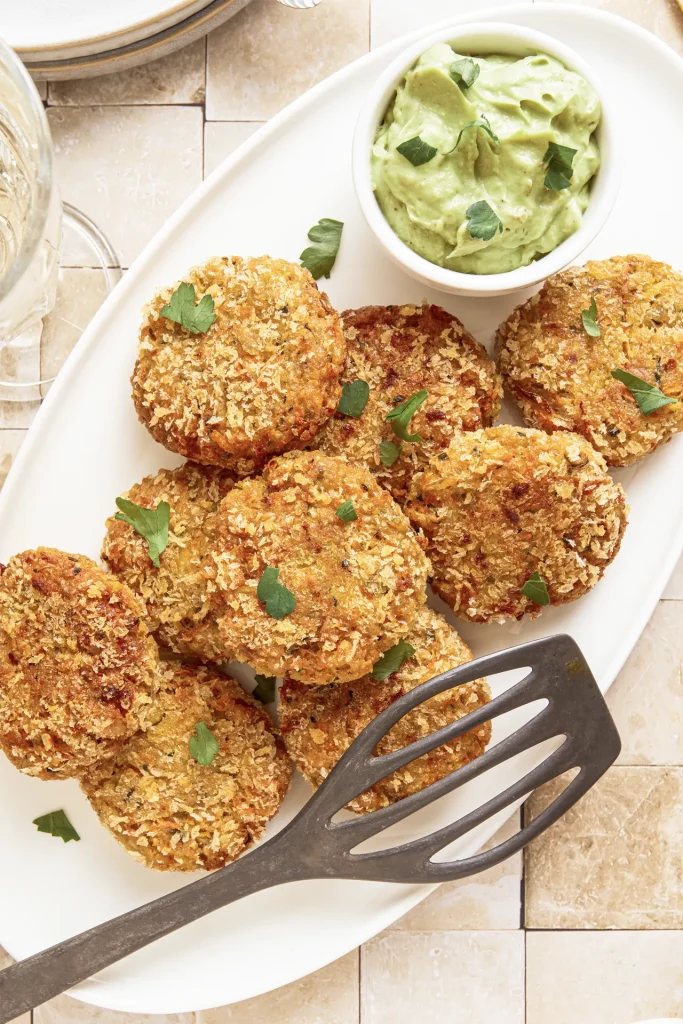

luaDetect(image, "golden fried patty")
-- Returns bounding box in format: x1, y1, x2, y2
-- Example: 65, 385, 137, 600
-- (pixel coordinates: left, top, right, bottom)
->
81, 663, 292, 871
496, 255, 683, 467
280, 606, 490, 814
315, 303, 502, 502
102, 462, 235, 658
405, 426, 628, 623
208, 450, 431, 685
131, 256, 347, 474
0, 548, 158, 779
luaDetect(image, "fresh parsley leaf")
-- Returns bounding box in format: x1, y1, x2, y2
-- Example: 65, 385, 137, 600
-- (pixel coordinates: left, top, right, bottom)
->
336, 499, 358, 523
611, 369, 679, 415
543, 141, 577, 191
160, 281, 216, 335
257, 566, 296, 620
189, 721, 219, 766
386, 390, 428, 443
521, 572, 550, 607
396, 136, 438, 167
466, 200, 503, 242
371, 640, 417, 681
450, 57, 480, 89
581, 296, 600, 337
379, 440, 402, 467
33, 809, 80, 843
252, 674, 277, 704
300, 218, 344, 280
338, 380, 369, 418
451, 116, 499, 152
115, 498, 170, 569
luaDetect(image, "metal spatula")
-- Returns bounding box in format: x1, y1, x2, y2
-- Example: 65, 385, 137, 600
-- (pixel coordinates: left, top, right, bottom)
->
0, 633, 620, 1021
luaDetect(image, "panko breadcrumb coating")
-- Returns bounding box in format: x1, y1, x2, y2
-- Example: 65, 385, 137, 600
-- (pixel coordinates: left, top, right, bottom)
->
280, 606, 491, 814
314, 304, 502, 502
405, 426, 628, 623
102, 462, 235, 659
208, 450, 431, 685
131, 256, 347, 475
0, 548, 158, 779
81, 663, 292, 872
496, 255, 683, 467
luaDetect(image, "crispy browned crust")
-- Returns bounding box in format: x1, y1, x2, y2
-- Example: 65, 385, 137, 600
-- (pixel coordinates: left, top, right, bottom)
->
314, 303, 502, 503
207, 450, 431, 685
496, 255, 683, 467
102, 462, 236, 658
279, 606, 490, 814
0, 548, 159, 779
405, 426, 628, 623
131, 256, 347, 473
81, 663, 292, 872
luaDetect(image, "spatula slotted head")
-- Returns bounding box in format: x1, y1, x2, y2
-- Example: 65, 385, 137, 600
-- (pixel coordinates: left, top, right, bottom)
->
291, 634, 621, 884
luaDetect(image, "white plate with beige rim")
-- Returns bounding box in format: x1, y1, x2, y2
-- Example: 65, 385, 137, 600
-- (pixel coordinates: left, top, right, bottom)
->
5, 0, 252, 63
1, 3, 682, 1014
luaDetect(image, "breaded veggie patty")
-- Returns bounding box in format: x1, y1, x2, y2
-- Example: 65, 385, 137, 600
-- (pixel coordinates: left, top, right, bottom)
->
496, 255, 683, 467
209, 450, 431, 685
0, 548, 158, 779
102, 462, 235, 659
81, 663, 292, 871
279, 606, 490, 814
131, 256, 347, 474
405, 426, 628, 623
315, 303, 502, 502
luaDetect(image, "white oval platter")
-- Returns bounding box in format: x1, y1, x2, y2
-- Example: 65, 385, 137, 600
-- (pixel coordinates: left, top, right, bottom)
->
1, 3, 682, 1014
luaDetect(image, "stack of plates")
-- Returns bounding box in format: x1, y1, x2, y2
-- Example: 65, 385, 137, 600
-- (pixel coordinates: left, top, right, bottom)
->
5, 0, 253, 80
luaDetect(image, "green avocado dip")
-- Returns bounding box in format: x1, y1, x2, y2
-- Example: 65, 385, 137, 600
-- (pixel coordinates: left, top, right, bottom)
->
371, 44, 601, 275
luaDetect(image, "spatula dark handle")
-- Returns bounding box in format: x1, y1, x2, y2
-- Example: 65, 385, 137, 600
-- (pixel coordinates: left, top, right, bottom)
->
0, 837, 299, 1023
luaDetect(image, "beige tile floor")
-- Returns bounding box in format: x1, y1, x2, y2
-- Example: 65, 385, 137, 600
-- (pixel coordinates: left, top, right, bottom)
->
2, 0, 683, 1020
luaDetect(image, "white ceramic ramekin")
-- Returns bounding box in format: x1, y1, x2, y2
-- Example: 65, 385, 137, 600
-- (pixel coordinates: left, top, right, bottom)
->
352, 21, 621, 298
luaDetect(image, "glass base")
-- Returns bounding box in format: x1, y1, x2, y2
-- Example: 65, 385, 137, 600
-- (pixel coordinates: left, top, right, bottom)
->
0, 203, 122, 401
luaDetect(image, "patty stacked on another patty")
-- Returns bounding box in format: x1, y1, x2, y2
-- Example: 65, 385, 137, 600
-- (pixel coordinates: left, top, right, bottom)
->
405, 426, 628, 623
280, 606, 490, 814
132, 256, 347, 475
496, 255, 683, 466
0, 548, 159, 779
81, 662, 292, 871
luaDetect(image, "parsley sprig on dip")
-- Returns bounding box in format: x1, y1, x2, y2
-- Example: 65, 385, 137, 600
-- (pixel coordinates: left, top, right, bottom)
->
115, 498, 170, 568
397, 136, 438, 167
300, 218, 344, 280
160, 282, 216, 335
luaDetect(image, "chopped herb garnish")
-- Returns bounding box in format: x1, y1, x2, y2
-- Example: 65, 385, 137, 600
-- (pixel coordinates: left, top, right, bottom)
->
543, 142, 577, 191
33, 809, 80, 843
466, 200, 503, 242
252, 674, 277, 704
386, 389, 428, 443
257, 566, 296, 620
396, 136, 438, 167
337, 380, 370, 418
336, 499, 358, 523
521, 572, 550, 607
450, 116, 499, 153
115, 498, 170, 569
581, 296, 600, 337
611, 369, 678, 415
371, 640, 417, 681
379, 440, 402, 467
160, 281, 216, 335
300, 217, 344, 280
189, 721, 219, 766
449, 57, 480, 89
